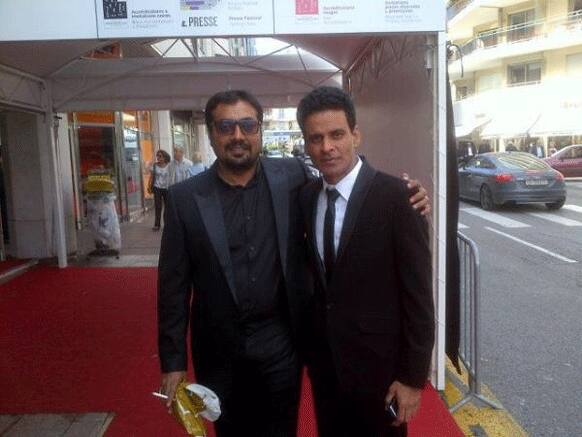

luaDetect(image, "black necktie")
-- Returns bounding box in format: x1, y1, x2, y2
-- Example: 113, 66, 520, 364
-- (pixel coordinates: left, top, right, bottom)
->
324, 188, 340, 282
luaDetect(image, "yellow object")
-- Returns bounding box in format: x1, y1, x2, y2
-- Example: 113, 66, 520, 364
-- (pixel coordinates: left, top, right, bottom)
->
85, 174, 115, 193
444, 359, 528, 436
172, 382, 208, 436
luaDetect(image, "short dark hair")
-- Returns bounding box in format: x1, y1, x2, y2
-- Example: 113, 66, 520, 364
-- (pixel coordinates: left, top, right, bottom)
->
156, 150, 171, 164
204, 90, 264, 130
296, 86, 357, 133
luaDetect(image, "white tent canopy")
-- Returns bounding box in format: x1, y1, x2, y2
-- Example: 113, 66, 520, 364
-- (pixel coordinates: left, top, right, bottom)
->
51, 53, 341, 112
529, 106, 582, 137
0, 36, 382, 113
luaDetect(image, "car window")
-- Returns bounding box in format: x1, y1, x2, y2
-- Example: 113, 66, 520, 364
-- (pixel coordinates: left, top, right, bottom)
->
480, 158, 496, 169
560, 147, 582, 159
464, 157, 478, 168
496, 154, 549, 170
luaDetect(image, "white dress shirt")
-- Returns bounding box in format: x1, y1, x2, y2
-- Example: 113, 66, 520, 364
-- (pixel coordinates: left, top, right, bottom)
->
316, 158, 363, 262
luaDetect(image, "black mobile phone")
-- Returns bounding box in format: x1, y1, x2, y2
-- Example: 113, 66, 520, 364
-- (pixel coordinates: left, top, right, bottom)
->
386, 398, 399, 421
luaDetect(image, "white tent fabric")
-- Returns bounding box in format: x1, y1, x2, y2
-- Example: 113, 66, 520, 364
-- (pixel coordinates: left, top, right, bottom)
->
455, 117, 490, 138
481, 110, 541, 138
50, 53, 341, 111
0, 37, 384, 112
529, 106, 582, 136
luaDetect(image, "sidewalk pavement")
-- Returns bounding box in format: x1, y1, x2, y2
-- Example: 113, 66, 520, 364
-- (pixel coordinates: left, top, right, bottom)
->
73, 211, 161, 268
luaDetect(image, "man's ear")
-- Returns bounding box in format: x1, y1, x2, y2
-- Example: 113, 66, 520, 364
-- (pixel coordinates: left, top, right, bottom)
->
352, 125, 362, 149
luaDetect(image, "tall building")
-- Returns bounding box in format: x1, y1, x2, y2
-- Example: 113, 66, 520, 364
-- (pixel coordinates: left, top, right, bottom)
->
263, 108, 302, 154
448, 0, 582, 154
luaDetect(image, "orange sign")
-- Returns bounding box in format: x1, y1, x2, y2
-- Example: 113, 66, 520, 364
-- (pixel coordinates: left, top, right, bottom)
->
76, 112, 115, 124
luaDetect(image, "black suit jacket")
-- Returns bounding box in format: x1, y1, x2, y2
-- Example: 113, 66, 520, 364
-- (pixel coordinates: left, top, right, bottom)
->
300, 161, 434, 395
157, 157, 312, 387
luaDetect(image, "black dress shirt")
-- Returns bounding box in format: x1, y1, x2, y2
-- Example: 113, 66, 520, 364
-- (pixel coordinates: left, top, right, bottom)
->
216, 165, 285, 325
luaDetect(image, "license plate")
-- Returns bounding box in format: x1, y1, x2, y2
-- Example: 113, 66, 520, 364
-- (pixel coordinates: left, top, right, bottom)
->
525, 179, 548, 186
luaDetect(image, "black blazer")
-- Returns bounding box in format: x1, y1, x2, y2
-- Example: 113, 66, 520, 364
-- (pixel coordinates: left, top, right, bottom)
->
157, 157, 312, 385
300, 160, 434, 394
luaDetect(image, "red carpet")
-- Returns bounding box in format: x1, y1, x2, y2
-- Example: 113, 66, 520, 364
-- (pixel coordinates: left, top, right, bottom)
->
0, 267, 462, 436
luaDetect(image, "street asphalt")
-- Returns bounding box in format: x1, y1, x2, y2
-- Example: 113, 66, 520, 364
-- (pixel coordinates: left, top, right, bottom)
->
458, 180, 582, 437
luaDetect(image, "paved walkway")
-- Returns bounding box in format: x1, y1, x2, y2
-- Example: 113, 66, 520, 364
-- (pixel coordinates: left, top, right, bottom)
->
0, 413, 113, 437
73, 211, 161, 268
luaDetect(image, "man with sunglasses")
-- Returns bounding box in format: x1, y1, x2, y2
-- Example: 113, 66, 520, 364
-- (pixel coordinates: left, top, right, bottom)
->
157, 90, 430, 437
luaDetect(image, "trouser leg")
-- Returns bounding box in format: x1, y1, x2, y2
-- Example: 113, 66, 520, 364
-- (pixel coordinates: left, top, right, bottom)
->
214, 323, 300, 437
159, 188, 168, 226
153, 187, 162, 227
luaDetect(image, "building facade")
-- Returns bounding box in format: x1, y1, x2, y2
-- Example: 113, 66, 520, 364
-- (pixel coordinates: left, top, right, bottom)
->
449, 0, 582, 154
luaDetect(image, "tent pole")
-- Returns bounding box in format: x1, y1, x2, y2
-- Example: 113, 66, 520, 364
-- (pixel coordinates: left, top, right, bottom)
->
45, 83, 68, 268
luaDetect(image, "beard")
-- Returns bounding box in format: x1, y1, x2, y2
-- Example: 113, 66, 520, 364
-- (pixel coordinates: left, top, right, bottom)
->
216, 139, 261, 172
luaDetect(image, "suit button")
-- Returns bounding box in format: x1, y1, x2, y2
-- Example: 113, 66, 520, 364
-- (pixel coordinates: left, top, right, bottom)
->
326, 303, 333, 310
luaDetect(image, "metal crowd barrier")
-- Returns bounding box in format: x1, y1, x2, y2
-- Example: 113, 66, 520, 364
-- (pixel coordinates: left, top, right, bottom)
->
449, 232, 500, 412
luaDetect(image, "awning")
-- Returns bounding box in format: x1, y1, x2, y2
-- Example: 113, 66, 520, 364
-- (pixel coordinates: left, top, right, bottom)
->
454, 117, 490, 138
481, 111, 541, 139
529, 107, 582, 136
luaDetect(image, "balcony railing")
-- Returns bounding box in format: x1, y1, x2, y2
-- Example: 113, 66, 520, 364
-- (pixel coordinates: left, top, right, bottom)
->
451, 11, 582, 60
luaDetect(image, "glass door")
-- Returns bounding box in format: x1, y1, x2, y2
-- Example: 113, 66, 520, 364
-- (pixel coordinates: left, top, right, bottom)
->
122, 127, 144, 219
77, 125, 122, 219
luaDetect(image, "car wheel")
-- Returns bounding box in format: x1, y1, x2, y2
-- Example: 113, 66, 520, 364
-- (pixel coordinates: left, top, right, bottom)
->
480, 185, 495, 210
546, 199, 565, 210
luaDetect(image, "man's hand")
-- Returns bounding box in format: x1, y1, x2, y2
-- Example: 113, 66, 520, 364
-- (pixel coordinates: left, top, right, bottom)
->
402, 173, 431, 216
160, 371, 186, 413
385, 380, 422, 427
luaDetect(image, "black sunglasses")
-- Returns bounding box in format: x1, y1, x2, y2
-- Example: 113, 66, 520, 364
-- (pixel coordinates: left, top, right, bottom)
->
214, 118, 261, 136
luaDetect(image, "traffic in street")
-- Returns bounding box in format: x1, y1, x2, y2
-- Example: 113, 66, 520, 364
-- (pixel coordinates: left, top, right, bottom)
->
457, 180, 582, 436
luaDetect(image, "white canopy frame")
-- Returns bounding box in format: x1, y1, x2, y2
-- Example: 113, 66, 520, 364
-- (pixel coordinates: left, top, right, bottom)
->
0, 28, 448, 389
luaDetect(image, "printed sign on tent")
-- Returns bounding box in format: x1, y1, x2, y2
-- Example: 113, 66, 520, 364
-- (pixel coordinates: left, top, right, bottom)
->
96, 0, 274, 38
274, 0, 445, 34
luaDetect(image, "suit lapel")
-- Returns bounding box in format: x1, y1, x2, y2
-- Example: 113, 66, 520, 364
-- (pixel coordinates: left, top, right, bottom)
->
193, 170, 238, 305
335, 161, 376, 265
262, 158, 289, 279
307, 179, 327, 288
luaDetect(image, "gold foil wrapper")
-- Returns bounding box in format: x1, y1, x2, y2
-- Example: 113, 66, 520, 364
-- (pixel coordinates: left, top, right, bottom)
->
172, 381, 208, 436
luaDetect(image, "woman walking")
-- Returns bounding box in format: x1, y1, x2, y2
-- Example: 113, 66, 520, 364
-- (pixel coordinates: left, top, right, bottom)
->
148, 150, 171, 231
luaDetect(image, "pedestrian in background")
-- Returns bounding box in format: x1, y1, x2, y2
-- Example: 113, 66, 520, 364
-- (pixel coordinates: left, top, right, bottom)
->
148, 150, 171, 231
190, 151, 207, 176
168, 145, 193, 186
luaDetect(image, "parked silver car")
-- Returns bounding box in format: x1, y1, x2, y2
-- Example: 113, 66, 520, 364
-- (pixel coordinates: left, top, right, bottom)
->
458, 152, 566, 210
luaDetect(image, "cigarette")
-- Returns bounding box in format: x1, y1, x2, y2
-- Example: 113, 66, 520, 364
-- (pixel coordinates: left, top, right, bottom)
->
152, 391, 169, 400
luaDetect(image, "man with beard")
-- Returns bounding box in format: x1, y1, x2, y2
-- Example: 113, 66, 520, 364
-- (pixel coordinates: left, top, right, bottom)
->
157, 90, 430, 436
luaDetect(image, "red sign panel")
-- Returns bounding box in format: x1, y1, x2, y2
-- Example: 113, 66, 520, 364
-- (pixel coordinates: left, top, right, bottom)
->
296, 0, 318, 15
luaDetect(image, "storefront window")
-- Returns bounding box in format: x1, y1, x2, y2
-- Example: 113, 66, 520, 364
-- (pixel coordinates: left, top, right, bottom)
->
122, 112, 144, 218
138, 111, 155, 203
171, 111, 196, 159
77, 124, 119, 217
74, 110, 154, 224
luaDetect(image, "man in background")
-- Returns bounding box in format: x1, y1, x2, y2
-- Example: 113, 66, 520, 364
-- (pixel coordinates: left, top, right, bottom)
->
168, 145, 193, 185
190, 151, 207, 176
